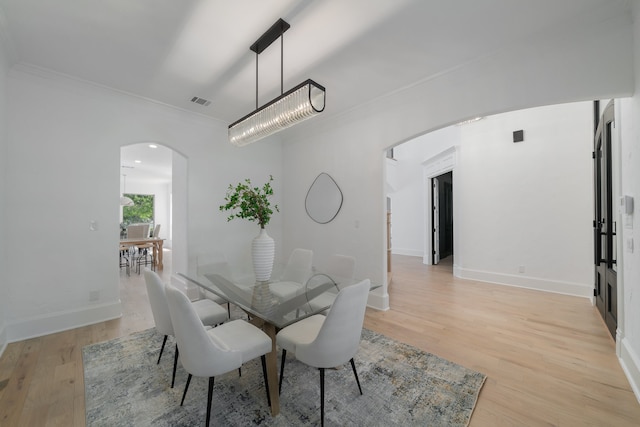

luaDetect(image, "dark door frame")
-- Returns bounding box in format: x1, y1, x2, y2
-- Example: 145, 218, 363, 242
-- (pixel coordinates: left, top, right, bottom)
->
593, 100, 618, 339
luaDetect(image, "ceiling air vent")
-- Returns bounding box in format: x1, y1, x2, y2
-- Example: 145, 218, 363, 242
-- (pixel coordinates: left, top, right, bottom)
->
190, 96, 211, 107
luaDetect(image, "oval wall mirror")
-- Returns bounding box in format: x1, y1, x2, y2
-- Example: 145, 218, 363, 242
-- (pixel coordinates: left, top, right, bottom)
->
305, 173, 343, 224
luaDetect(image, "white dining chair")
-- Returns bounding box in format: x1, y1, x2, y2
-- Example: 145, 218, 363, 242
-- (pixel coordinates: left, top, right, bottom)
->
143, 269, 229, 388
135, 224, 160, 272
165, 283, 272, 427
126, 223, 149, 238
269, 248, 313, 301
276, 279, 370, 426
306, 254, 356, 314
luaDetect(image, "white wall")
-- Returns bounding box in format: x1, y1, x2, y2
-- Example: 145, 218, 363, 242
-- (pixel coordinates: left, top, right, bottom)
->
0, 13, 9, 354
281, 9, 633, 312
3, 65, 282, 342
616, 1, 640, 402
456, 102, 593, 296
389, 126, 462, 256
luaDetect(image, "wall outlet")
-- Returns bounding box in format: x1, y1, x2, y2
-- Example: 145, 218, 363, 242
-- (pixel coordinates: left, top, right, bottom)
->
89, 290, 100, 301
518, 265, 526, 274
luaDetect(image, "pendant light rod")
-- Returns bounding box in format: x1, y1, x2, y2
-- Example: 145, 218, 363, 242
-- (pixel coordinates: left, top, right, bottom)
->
251, 19, 289, 108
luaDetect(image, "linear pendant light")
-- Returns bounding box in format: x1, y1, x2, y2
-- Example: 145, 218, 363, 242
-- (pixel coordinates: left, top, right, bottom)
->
228, 19, 326, 146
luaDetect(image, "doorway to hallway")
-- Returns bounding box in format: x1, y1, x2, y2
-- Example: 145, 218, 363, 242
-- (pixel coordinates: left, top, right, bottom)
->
432, 171, 453, 265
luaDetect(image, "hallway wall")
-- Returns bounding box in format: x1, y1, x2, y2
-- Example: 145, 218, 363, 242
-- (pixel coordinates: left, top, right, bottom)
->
391, 102, 594, 297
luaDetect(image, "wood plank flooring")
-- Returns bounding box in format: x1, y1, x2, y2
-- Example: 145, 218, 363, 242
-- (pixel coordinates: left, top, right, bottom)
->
1, 253, 639, 426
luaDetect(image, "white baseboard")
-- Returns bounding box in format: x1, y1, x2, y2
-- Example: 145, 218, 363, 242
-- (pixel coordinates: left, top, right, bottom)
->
391, 248, 424, 257
620, 337, 640, 404
456, 267, 592, 298
367, 286, 389, 311
7, 301, 122, 343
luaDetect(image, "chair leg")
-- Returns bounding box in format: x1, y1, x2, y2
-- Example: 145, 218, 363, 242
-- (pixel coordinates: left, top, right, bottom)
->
157, 335, 168, 364
320, 368, 325, 427
172, 344, 179, 388
350, 358, 363, 395
238, 367, 241, 377
260, 355, 271, 407
279, 349, 287, 395
180, 374, 192, 406
227, 302, 231, 318
206, 377, 215, 427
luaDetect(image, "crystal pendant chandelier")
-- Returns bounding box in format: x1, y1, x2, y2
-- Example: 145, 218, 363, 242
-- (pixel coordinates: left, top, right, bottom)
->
228, 19, 326, 146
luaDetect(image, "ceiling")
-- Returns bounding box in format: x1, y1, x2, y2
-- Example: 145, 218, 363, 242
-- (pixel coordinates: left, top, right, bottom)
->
0, 0, 631, 179
121, 143, 173, 185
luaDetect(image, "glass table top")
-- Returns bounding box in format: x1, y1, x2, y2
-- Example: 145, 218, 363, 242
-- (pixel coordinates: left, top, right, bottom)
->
179, 263, 378, 329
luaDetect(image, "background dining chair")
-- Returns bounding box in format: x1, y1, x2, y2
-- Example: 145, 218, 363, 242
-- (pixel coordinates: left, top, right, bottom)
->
126, 223, 149, 238
136, 223, 161, 273
276, 279, 370, 426
269, 248, 313, 301
306, 254, 356, 314
126, 223, 150, 273
164, 283, 272, 427
119, 244, 131, 276
143, 269, 229, 388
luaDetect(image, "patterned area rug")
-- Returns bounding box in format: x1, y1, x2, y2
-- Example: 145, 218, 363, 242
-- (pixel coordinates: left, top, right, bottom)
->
83, 327, 485, 426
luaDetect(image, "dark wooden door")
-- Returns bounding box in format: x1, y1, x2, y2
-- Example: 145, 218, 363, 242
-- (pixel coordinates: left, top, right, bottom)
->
594, 101, 617, 339
432, 172, 453, 264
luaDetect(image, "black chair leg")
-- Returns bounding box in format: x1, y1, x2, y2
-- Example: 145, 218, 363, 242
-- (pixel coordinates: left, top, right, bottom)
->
238, 367, 242, 377
206, 377, 214, 427
227, 302, 231, 318
157, 335, 168, 364
180, 374, 192, 406
350, 358, 363, 395
260, 355, 271, 407
172, 344, 179, 388
279, 349, 287, 395
320, 368, 325, 427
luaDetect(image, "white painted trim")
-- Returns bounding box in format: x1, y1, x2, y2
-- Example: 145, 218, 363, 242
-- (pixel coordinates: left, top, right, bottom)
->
421, 146, 458, 177
422, 146, 459, 266
7, 301, 122, 343
367, 287, 389, 311
392, 248, 424, 257
456, 267, 593, 298
620, 336, 640, 404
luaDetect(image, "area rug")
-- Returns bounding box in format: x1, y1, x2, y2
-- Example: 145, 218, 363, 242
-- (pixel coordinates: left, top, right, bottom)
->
83, 327, 485, 426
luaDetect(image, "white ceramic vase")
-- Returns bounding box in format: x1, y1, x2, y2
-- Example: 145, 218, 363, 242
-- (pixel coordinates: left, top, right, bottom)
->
252, 228, 275, 282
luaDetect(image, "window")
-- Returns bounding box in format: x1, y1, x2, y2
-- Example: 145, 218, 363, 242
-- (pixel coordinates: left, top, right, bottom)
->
122, 194, 155, 232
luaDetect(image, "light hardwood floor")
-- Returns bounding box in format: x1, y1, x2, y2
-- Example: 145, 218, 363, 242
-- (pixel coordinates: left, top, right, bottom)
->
1, 253, 639, 426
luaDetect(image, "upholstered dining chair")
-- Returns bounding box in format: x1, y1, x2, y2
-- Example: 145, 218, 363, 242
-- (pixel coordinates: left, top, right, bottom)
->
143, 269, 229, 388
269, 248, 313, 301
135, 224, 160, 273
306, 254, 356, 314
276, 279, 370, 426
164, 283, 272, 427
126, 223, 149, 238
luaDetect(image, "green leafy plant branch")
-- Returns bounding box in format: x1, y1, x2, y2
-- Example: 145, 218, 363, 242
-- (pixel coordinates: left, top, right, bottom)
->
219, 175, 279, 229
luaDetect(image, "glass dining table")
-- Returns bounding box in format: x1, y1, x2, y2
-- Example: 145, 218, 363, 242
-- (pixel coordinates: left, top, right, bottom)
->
178, 263, 375, 417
